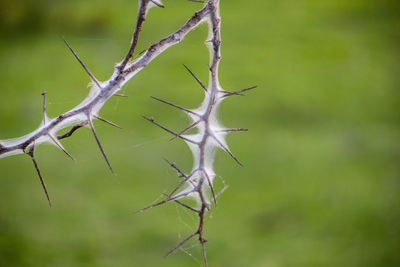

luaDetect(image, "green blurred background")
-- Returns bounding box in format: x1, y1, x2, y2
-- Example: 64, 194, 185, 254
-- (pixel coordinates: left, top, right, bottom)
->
0, 0, 399, 266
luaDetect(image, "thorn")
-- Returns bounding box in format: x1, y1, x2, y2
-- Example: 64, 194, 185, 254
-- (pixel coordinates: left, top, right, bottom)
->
175, 200, 200, 213
164, 158, 187, 178
212, 135, 243, 166
188, 0, 208, 3
202, 170, 217, 207
143, 116, 198, 144
168, 175, 194, 199
222, 86, 257, 98
134, 199, 168, 214
134, 190, 194, 214
48, 134, 75, 161
88, 117, 114, 173
41, 91, 47, 125
183, 64, 208, 92
164, 159, 197, 190
217, 128, 248, 133
93, 115, 122, 129
169, 120, 200, 141
162, 193, 199, 213
62, 37, 102, 89
150, 0, 165, 8
27, 145, 51, 207
219, 90, 245, 96
201, 239, 208, 267
113, 93, 129, 98
151, 96, 200, 117
164, 232, 198, 258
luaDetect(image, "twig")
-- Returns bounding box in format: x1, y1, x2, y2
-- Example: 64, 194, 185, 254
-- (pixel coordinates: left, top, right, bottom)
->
118, 0, 151, 71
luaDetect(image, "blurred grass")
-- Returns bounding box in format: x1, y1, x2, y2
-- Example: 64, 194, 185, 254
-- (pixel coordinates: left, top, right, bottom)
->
0, 0, 399, 266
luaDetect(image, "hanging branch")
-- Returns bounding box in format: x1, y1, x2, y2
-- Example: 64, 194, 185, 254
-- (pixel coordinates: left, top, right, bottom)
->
138, 0, 254, 265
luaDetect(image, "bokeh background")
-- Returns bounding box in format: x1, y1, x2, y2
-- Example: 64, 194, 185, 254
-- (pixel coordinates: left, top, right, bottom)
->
0, 0, 399, 266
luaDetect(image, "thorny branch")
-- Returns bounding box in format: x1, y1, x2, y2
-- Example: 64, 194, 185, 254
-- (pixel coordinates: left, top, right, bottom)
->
0, 0, 254, 265
136, 0, 255, 265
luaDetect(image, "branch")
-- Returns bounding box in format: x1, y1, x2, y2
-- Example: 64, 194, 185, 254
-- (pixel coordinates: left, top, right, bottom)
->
137, 1, 252, 265
117, 0, 151, 71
